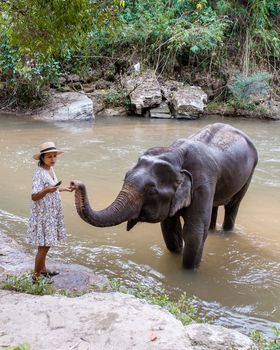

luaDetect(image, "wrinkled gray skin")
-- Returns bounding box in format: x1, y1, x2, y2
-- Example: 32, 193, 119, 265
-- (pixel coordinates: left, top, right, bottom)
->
71, 123, 258, 269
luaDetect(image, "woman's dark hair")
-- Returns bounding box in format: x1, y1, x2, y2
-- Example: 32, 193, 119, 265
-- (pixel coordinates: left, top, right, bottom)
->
38, 154, 45, 167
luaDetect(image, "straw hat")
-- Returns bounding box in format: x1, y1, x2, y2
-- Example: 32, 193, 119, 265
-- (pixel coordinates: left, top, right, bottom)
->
33, 141, 63, 160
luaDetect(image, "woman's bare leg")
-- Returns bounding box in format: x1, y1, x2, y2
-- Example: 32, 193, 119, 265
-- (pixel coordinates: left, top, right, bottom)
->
33, 246, 50, 279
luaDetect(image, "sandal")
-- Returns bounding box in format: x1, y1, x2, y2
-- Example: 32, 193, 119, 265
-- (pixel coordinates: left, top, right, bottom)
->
40, 270, 59, 277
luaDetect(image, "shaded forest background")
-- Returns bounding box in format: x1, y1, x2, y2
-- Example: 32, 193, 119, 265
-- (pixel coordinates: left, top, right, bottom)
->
0, 0, 279, 110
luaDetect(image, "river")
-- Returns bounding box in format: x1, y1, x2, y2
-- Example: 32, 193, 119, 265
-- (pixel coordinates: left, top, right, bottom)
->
0, 113, 279, 337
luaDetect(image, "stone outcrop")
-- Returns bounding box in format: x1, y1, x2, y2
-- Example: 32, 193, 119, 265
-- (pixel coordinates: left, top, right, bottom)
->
122, 75, 208, 119
0, 290, 256, 350
170, 85, 208, 119
122, 71, 162, 115
32, 91, 94, 121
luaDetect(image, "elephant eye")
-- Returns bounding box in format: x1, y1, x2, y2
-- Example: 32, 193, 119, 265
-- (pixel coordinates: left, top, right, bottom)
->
149, 187, 158, 195
145, 183, 158, 195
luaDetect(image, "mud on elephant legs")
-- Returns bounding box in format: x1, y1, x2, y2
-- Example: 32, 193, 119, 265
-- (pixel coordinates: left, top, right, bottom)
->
160, 215, 183, 254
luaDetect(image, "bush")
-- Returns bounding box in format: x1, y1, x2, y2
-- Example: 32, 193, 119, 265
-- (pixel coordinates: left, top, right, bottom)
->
228, 72, 272, 109
0, 35, 60, 108
110, 0, 230, 73
103, 88, 130, 108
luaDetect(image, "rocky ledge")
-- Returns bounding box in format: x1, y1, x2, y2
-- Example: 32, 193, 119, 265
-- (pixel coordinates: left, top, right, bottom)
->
0, 231, 256, 350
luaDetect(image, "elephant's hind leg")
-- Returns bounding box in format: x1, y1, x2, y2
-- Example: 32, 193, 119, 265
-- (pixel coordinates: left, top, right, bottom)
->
160, 215, 183, 253
223, 176, 252, 230
209, 206, 218, 230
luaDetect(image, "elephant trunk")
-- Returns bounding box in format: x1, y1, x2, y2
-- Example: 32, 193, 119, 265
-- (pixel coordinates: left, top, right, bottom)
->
71, 180, 142, 227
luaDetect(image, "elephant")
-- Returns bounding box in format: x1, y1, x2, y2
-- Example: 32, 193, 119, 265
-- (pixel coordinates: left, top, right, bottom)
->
71, 123, 258, 269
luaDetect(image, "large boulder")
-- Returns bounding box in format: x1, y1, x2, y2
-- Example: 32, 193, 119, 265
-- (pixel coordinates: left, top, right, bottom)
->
160, 80, 185, 101
32, 91, 94, 121
0, 290, 256, 350
123, 71, 162, 115
171, 85, 208, 119
160, 80, 208, 119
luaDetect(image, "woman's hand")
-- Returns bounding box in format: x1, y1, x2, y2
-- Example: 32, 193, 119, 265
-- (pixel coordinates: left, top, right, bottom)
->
59, 186, 74, 192
47, 185, 59, 193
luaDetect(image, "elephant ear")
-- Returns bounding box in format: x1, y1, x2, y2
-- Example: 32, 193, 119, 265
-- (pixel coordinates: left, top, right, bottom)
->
169, 170, 193, 217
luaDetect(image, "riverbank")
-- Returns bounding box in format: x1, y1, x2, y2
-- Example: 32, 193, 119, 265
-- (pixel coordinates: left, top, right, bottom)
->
0, 230, 256, 350
1, 68, 280, 122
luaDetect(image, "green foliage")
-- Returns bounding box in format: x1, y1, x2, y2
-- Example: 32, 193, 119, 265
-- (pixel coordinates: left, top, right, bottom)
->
251, 326, 280, 350
106, 0, 280, 74
103, 88, 130, 108
0, 0, 279, 107
4, 344, 31, 350
110, 0, 230, 73
249, 0, 280, 62
0, 0, 123, 107
228, 71, 272, 109
0, 273, 55, 295
107, 279, 207, 325
0, 34, 61, 108
0, 0, 123, 57
267, 0, 280, 16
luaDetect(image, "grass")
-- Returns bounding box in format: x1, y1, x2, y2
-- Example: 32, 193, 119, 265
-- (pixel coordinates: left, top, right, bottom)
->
250, 327, 280, 350
105, 278, 208, 326
0, 273, 55, 295
2, 344, 31, 350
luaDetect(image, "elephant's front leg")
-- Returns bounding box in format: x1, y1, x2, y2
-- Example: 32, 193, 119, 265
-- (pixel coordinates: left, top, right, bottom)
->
182, 194, 213, 268
160, 215, 183, 254
182, 223, 208, 268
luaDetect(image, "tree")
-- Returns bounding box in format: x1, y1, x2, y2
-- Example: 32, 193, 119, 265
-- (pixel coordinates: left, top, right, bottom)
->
0, 0, 123, 57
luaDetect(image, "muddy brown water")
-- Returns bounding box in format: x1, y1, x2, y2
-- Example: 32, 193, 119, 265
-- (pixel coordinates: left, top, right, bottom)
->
0, 113, 280, 336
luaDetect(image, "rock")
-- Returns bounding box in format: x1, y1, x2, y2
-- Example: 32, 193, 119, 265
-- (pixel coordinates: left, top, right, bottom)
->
161, 80, 185, 101
149, 102, 172, 119
56, 85, 73, 93
58, 76, 67, 85
263, 98, 280, 120
0, 290, 256, 350
32, 92, 94, 121
95, 79, 111, 90
185, 324, 256, 350
83, 83, 95, 93
66, 74, 81, 83
171, 85, 208, 119
123, 70, 162, 115
96, 107, 127, 118
160, 80, 208, 119
87, 90, 108, 114
0, 231, 107, 292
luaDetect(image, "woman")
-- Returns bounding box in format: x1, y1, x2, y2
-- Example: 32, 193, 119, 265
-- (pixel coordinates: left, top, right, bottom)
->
27, 141, 73, 282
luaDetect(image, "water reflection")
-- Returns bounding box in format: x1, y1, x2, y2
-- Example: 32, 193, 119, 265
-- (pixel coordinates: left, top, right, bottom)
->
0, 114, 280, 336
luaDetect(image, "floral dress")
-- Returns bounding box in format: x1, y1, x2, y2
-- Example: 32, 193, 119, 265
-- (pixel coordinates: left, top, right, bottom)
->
27, 166, 67, 246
